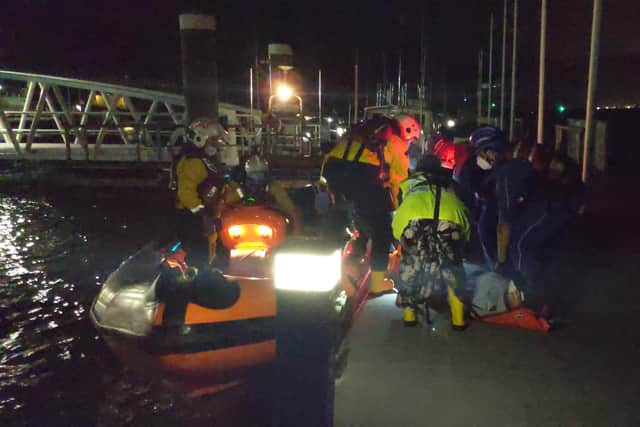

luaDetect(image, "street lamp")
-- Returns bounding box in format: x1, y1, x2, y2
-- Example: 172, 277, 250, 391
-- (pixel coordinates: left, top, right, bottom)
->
268, 83, 302, 113
276, 84, 293, 102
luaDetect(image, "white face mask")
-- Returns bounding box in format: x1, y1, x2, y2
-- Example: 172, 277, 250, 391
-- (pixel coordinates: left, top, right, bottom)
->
476, 156, 493, 170
204, 145, 218, 157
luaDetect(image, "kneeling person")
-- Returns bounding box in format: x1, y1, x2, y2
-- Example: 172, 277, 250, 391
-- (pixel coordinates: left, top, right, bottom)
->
393, 155, 471, 329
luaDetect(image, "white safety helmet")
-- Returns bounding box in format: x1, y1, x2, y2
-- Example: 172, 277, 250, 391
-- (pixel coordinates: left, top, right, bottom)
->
186, 118, 228, 148
396, 114, 421, 143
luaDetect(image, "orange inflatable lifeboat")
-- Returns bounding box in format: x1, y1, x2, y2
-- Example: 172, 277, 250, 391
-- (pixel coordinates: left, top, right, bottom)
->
90, 205, 375, 396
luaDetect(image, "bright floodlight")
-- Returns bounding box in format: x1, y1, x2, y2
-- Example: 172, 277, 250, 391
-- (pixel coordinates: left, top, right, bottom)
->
446, 119, 456, 128
336, 126, 346, 137
325, 117, 333, 123
274, 250, 341, 292
276, 84, 293, 102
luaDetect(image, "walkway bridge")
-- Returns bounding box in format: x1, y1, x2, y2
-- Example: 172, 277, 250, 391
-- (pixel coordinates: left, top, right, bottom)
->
0, 71, 322, 179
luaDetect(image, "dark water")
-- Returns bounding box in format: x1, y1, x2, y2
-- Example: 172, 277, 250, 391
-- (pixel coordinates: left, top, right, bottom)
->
0, 189, 261, 426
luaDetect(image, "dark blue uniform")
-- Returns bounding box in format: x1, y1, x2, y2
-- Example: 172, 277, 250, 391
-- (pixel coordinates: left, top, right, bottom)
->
455, 156, 498, 268
496, 160, 577, 302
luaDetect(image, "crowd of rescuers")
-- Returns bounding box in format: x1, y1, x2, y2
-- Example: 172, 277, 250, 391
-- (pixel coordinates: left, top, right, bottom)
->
321, 115, 584, 329
170, 114, 584, 330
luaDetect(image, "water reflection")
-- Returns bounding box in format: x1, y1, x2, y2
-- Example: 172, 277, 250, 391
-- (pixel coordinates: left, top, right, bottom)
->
0, 197, 87, 418
0, 192, 252, 426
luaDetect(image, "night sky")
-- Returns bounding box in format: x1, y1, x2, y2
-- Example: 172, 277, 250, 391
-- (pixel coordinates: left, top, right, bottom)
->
2, 0, 639, 114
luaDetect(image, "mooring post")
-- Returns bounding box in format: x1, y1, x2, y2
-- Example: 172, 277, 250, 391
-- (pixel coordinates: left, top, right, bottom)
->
500, 0, 507, 129
509, 0, 519, 142
179, 6, 219, 124
582, 0, 603, 183
477, 49, 484, 123
537, 0, 548, 145
488, 13, 494, 123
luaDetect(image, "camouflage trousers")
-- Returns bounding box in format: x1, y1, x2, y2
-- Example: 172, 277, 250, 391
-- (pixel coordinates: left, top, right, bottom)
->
395, 219, 467, 308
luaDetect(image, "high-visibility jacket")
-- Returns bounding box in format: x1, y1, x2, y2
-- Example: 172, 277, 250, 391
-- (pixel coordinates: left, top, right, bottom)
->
393, 173, 470, 241
176, 157, 210, 213
385, 135, 410, 205
175, 156, 242, 215
323, 135, 408, 204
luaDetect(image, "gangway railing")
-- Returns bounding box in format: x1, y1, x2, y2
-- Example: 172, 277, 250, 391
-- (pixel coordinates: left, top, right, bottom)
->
0, 70, 261, 162
0, 69, 325, 186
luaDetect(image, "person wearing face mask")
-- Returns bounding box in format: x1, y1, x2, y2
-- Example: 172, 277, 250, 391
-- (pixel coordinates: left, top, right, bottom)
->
459, 126, 583, 313
174, 118, 231, 269
455, 126, 505, 269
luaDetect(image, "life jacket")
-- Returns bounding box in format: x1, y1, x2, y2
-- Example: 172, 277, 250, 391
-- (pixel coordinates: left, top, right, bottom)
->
342, 136, 388, 173
170, 143, 204, 191
327, 118, 396, 172
197, 158, 227, 208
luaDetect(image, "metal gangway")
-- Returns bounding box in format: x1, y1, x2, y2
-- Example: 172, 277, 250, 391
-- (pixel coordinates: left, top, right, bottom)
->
0, 70, 268, 163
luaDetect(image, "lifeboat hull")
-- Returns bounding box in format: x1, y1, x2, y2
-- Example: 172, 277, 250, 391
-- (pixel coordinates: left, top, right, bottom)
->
91, 234, 375, 396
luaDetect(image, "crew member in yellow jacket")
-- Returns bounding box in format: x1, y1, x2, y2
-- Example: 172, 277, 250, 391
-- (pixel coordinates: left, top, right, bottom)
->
174, 118, 243, 268
322, 116, 417, 295
393, 155, 471, 329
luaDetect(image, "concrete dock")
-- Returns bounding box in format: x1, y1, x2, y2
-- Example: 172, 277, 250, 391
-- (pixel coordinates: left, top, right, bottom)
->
335, 176, 640, 427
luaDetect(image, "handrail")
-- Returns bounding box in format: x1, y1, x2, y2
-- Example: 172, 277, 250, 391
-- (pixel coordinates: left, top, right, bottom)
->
0, 70, 184, 104
0, 69, 321, 162
0, 70, 257, 115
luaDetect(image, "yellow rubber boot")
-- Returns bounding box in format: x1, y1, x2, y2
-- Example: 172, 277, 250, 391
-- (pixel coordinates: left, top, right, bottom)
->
448, 286, 467, 330
368, 271, 395, 296
403, 307, 418, 327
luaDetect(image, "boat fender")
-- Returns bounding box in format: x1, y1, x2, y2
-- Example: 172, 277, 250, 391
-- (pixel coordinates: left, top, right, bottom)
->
155, 268, 240, 310
190, 269, 241, 310
156, 270, 194, 302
